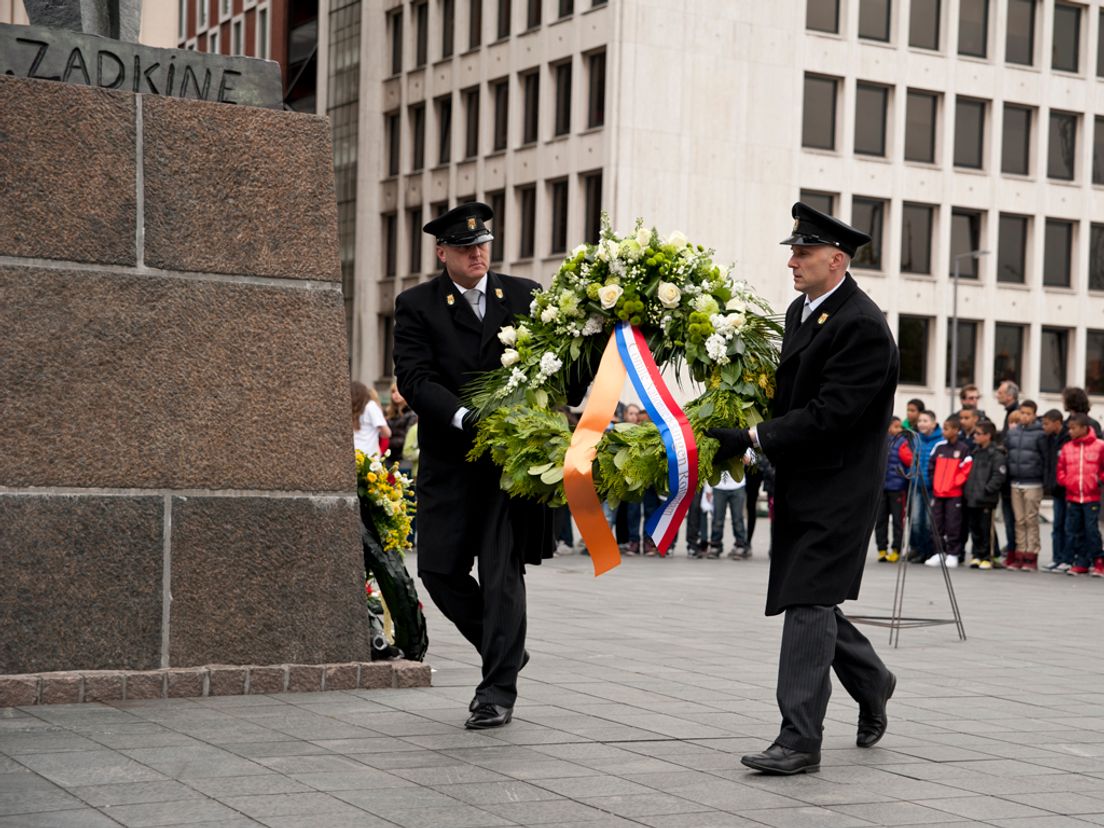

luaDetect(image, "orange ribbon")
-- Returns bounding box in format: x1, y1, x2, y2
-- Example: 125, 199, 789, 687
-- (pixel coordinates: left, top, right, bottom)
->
563, 334, 625, 576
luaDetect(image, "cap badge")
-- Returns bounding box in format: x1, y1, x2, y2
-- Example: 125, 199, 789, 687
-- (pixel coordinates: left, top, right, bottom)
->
793, 218, 800, 232
446, 294, 455, 306
494, 288, 504, 299
817, 312, 829, 325
467, 217, 477, 230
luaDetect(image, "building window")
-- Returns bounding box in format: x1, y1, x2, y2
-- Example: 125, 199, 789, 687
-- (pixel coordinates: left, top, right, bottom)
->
994, 323, 1024, 384
904, 89, 937, 163
898, 315, 930, 385
858, 0, 891, 41
950, 209, 983, 277
1040, 328, 1069, 392
901, 202, 933, 274
558, 0, 573, 17
432, 200, 449, 217
380, 314, 394, 377
442, 0, 455, 57
1091, 223, 1104, 290
408, 207, 423, 273
527, 0, 540, 28
1043, 219, 1073, 287
587, 50, 606, 128
851, 197, 885, 270
521, 69, 539, 143
198, 0, 208, 31
208, 28, 219, 53
997, 214, 1028, 284
488, 190, 505, 262
1005, 0, 1035, 65
909, 0, 939, 49
388, 8, 403, 74
1099, 9, 1104, 77
806, 0, 839, 33
497, 0, 511, 39
582, 170, 603, 244
383, 213, 398, 276
489, 78, 509, 151
946, 320, 978, 389
412, 1, 427, 66
799, 190, 835, 215
462, 87, 480, 158
232, 18, 242, 54
1048, 111, 1077, 180
549, 178, 568, 254
854, 83, 889, 156
411, 104, 426, 171
1052, 2, 1081, 72
469, 0, 482, 49
1086, 330, 1104, 394
1002, 104, 1032, 175
953, 97, 985, 168
436, 95, 452, 164
386, 111, 400, 176
802, 74, 838, 150
179, 0, 187, 39
257, 6, 269, 57
553, 61, 572, 136
1094, 116, 1104, 184
517, 184, 536, 258
957, 0, 987, 57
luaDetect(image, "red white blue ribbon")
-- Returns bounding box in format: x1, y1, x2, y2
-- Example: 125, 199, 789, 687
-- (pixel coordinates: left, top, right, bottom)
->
614, 321, 699, 553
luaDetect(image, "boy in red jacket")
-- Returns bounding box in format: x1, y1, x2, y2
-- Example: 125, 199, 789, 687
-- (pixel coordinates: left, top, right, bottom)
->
927, 416, 973, 568
1056, 414, 1104, 576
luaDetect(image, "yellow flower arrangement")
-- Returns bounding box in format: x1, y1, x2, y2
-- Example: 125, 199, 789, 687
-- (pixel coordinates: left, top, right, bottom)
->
355, 450, 415, 553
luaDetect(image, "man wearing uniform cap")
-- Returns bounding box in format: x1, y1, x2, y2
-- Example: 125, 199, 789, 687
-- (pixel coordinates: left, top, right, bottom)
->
708, 202, 900, 774
393, 202, 554, 729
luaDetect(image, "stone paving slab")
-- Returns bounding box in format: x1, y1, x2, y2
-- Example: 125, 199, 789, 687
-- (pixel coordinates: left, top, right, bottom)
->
4, 528, 1104, 826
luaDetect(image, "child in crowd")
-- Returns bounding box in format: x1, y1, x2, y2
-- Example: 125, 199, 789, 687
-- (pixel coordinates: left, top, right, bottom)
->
1004, 399, 1047, 571
958, 406, 980, 451
963, 422, 1006, 569
1041, 409, 1069, 573
926, 416, 972, 568
903, 398, 925, 432
1056, 414, 1104, 576
901, 410, 942, 562
876, 417, 911, 563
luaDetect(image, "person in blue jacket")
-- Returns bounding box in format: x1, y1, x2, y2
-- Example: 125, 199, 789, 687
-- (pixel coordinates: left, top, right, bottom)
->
903, 410, 942, 562
875, 417, 911, 562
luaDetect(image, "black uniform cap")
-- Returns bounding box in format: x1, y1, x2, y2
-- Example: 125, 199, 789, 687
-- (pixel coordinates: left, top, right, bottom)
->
780, 201, 871, 257
423, 201, 495, 247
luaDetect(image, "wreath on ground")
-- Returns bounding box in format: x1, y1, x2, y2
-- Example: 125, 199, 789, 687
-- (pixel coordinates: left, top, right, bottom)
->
465, 218, 783, 508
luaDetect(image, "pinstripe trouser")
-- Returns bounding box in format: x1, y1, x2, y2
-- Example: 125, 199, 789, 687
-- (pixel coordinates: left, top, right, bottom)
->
775, 605, 889, 753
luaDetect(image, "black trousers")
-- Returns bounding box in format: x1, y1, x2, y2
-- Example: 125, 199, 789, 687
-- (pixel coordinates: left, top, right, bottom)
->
874, 489, 907, 552
931, 496, 965, 558
419, 494, 527, 708
965, 506, 994, 560
776, 605, 890, 753
745, 469, 762, 545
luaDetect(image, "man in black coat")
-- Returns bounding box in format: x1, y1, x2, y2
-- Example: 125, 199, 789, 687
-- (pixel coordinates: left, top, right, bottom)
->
393, 202, 552, 730
709, 202, 899, 775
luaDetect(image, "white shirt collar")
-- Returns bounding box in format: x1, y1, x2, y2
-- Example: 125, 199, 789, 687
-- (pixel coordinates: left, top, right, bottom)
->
803, 275, 846, 315
449, 273, 488, 296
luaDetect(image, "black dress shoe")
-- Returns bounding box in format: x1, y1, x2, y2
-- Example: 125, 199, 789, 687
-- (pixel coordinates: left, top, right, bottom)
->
469, 652, 529, 713
857, 671, 897, 748
465, 703, 513, 730
740, 743, 820, 775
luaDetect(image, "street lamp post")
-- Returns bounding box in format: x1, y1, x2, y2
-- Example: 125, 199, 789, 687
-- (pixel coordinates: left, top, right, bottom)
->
950, 248, 990, 414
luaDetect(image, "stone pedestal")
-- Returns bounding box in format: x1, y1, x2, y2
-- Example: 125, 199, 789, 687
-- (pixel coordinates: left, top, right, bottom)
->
0, 75, 372, 675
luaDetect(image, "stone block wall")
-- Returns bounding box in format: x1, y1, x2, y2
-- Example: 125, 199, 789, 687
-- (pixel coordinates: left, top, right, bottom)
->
0, 75, 373, 675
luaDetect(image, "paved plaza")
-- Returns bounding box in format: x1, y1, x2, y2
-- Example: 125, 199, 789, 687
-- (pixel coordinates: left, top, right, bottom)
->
3, 527, 1104, 828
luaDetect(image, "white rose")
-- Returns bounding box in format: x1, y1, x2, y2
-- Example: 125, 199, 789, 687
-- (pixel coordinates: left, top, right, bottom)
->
500, 348, 520, 367
540, 305, 560, 323
657, 281, 681, 309
497, 325, 517, 346
597, 284, 624, 309
571, 243, 588, 257
727, 312, 746, 331
666, 230, 688, 248
635, 227, 652, 247
725, 297, 747, 312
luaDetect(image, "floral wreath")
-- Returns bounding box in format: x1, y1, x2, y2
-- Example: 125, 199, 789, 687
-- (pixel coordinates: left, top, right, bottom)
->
355, 451, 414, 553
465, 217, 782, 513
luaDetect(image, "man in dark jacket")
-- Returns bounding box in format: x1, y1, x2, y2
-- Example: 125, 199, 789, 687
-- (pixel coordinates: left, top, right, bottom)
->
394, 202, 553, 730
964, 421, 1006, 568
709, 202, 898, 775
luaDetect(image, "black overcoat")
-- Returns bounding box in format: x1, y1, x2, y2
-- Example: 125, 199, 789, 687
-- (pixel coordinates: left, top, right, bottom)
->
756, 274, 899, 616
393, 270, 554, 575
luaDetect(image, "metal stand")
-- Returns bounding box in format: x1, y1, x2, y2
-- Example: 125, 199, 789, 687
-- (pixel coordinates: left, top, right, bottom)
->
851, 431, 967, 647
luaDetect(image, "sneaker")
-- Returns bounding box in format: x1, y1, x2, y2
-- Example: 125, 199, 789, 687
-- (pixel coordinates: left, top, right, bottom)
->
978, 559, 993, 570
969, 558, 981, 569
1068, 566, 1090, 576
923, 555, 942, 567
945, 556, 960, 568
877, 549, 888, 562
704, 545, 720, 559
1056, 562, 1071, 573
1042, 561, 1063, 573
554, 541, 573, 556
1092, 559, 1104, 578
686, 547, 701, 559
886, 550, 900, 563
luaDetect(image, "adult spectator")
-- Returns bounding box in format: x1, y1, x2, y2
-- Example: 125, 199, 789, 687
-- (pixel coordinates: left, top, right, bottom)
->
994, 380, 1021, 558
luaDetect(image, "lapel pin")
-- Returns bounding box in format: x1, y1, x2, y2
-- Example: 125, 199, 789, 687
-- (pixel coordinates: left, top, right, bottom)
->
446, 294, 455, 306
817, 312, 829, 325
494, 288, 504, 299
